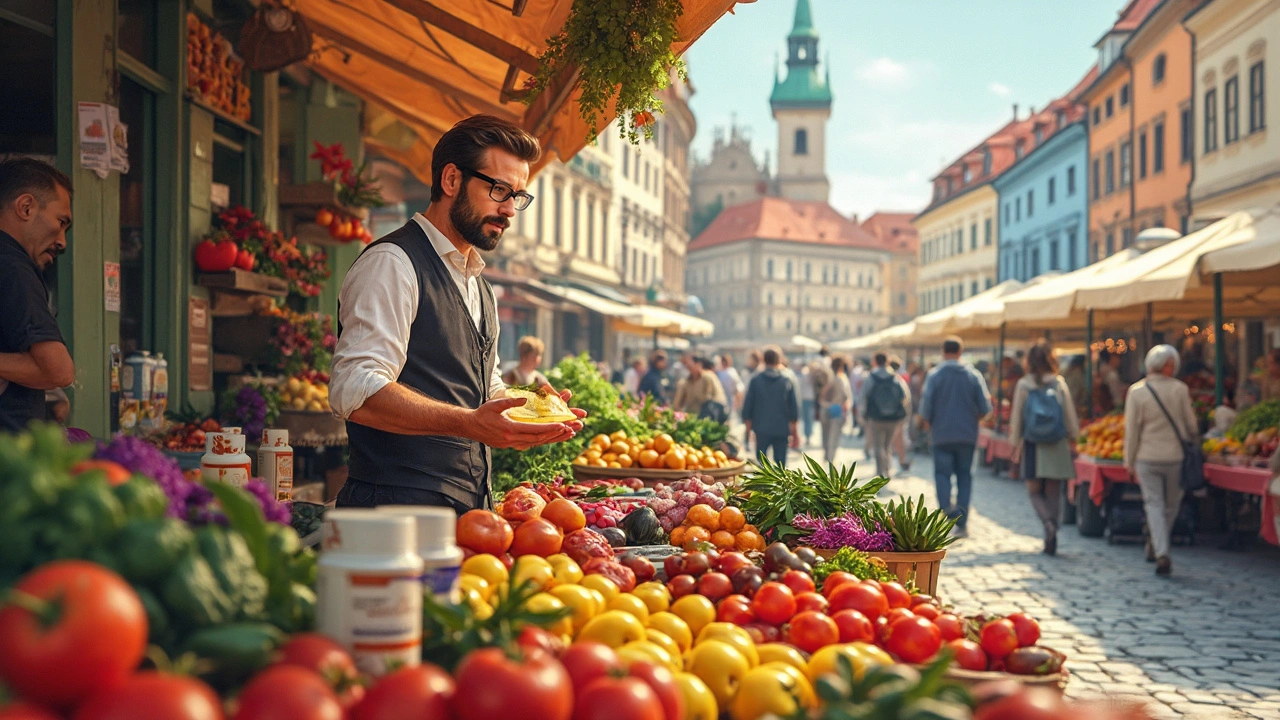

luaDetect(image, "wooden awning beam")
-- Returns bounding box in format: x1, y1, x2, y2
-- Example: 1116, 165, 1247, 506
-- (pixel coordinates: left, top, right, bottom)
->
381, 0, 542, 76
310, 20, 519, 121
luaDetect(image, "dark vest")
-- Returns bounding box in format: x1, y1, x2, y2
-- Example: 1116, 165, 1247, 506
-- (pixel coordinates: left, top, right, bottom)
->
344, 221, 498, 505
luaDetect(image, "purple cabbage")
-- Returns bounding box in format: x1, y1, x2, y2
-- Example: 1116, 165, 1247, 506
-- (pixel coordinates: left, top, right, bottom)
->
793, 513, 894, 552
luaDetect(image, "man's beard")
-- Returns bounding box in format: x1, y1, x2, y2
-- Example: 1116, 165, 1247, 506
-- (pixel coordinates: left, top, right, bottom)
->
450, 190, 508, 252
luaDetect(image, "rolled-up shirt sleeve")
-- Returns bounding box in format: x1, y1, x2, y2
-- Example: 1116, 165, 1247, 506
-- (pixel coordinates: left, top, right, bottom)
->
329, 245, 418, 419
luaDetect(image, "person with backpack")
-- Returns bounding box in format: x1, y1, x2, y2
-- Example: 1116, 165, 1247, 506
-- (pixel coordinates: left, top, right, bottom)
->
920, 337, 992, 538
858, 352, 912, 480
1009, 340, 1080, 556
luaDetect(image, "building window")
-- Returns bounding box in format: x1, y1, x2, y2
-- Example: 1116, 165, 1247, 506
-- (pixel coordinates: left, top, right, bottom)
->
1181, 107, 1194, 162
1067, 166, 1076, 196
1106, 96, 1114, 117
1048, 177, 1056, 205
1093, 106, 1101, 126
794, 128, 808, 155
985, 218, 992, 246
1015, 197, 1021, 221
1122, 227, 1133, 248
1157, 119, 1167, 172
767, 258, 774, 279
1105, 232, 1115, 257
1120, 141, 1132, 187
898, 292, 906, 307
1049, 239, 1060, 270
986, 277, 994, 290
1092, 159, 1101, 200
1120, 83, 1130, 107
983, 149, 992, 175
1224, 76, 1239, 144
1204, 88, 1218, 153
767, 291, 773, 306
970, 223, 977, 250
553, 185, 564, 245
1250, 61, 1266, 133
786, 260, 793, 280
805, 262, 812, 282
1031, 248, 1041, 277
971, 280, 979, 297
1015, 139, 1026, 160
1004, 203, 1010, 225
1027, 189, 1034, 218
1153, 54, 1166, 85
963, 166, 972, 184
1034, 127, 1044, 145
1068, 230, 1078, 269
1138, 130, 1147, 179
1105, 150, 1115, 193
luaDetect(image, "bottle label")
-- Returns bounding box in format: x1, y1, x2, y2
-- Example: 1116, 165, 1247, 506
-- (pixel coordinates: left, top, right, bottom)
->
317, 570, 422, 677
423, 565, 461, 604
203, 463, 251, 488
153, 368, 169, 394
273, 453, 294, 501
121, 366, 134, 396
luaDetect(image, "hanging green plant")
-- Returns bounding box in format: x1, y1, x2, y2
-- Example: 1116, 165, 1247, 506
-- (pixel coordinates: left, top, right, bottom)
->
527, 0, 687, 144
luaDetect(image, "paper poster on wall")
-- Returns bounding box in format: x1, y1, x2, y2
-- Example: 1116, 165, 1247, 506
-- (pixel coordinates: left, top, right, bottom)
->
189, 297, 212, 392
104, 262, 121, 313
77, 102, 110, 178
106, 105, 129, 174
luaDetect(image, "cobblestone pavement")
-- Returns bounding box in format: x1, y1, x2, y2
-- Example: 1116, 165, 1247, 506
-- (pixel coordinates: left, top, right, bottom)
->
782, 432, 1280, 720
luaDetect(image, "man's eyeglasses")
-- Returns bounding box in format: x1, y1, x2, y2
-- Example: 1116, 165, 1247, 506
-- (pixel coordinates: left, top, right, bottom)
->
460, 167, 535, 211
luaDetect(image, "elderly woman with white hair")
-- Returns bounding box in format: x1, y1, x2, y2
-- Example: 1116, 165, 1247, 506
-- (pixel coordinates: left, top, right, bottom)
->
1123, 344, 1199, 576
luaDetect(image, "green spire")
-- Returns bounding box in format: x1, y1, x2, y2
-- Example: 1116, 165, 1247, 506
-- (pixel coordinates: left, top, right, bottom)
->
790, 0, 818, 38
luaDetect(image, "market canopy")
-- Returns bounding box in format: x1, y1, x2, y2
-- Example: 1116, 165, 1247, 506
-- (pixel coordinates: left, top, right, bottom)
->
295, 0, 741, 180
998, 248, 1144, 326
911, 280, 1026, 338
530, 281, 714, 337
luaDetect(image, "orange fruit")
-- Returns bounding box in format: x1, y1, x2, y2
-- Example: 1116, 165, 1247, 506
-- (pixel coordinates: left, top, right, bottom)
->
608, 461, 622, 468
669, 526, 687, 548
590, 458, 608, 468
683, 526, 711, 550
711, 530, 736, 550
585, 449, 602, 461
592, 434, 611, 450
686, 504, 720, 531
610, 441, 631, 456
663, 449, 686, 470
654, 433, 674, 454
743, 524, 759, 535
638, 449, 661, 469
644, 439, 656, 450
602, 452, 618, 463
719, 507, 746, 533
686, 458, 701, 470
735, 530, 764, 552
617, 453, 634, 468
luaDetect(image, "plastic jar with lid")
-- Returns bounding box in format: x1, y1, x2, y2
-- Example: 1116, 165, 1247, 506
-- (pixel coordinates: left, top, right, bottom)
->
257, 429, 294, 502
378, 506, 463, 604
317, 509, 424, 676
201, 432, 252, 488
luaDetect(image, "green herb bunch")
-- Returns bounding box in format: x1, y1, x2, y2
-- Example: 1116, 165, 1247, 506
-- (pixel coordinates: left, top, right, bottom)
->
811, 547, 895, 585
810, 652, 972, 720
1227, 400, 1280, 442
735, 455, 889, 543
864, 495, 958, 552
528, 0, 687, 144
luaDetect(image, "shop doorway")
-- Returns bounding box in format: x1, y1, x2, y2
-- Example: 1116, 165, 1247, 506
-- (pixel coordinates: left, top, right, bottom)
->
117, 76, 156, 355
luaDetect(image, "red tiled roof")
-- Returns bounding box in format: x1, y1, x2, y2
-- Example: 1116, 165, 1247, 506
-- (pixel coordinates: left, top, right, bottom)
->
1111, 0, 1163, 34
861, 212, 919, 254
1066, 66, 1101, 102
688, 197, 883, 253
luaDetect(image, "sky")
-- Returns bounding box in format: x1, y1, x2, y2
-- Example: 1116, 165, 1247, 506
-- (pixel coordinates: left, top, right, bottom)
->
684, 0, 1128, 220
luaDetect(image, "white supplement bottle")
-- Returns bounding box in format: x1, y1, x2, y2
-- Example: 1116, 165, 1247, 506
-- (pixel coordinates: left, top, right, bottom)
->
378, 506, 463, 604
201, 432, 252, 488
257, 429, 294, 502
317, 510, 424, 676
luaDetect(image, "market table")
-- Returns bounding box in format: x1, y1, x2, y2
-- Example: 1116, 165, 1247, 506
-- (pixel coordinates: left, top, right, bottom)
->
1204, 463, 1279, 546
1070, 455, 1136, 537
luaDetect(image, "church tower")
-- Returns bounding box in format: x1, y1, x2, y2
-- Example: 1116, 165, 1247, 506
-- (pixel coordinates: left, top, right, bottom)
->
770, 0, 832, 203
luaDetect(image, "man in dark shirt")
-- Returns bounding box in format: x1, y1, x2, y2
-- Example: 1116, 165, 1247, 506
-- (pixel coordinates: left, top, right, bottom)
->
637, 349, 671, 405
0, 158, 76, 432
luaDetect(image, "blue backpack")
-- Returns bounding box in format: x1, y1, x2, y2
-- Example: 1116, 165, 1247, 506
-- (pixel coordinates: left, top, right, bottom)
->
1023, 381, 1067, 444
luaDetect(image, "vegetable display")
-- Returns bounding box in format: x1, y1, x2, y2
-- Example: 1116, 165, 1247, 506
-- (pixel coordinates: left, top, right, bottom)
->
737, 456, 889, 544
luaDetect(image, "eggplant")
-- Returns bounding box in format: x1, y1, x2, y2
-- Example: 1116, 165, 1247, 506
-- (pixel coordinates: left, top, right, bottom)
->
794, 546, 818, 566
599, 527, 627, 548
763, 542, 797, 573
1003, 646, 1066, 676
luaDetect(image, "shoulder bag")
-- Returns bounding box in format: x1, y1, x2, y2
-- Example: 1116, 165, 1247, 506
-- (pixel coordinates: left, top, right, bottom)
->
1146, 384, 1206, 491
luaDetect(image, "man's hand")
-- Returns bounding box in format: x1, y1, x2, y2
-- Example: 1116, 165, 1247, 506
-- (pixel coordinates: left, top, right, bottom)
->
1010, 444, 1023, 465
540, 383, 588, 429
468, 394, 581, 450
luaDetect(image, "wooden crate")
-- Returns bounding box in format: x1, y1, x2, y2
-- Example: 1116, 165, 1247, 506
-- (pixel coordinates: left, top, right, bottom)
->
937, 666, 1068, 695
198, 269, 289, 297
279, 182, 368, 220
571, 461, 747, 487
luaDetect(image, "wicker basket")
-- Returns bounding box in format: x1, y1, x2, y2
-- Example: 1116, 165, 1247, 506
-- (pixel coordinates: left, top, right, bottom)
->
812, 548, 947, 596
936, 666, 1069, 695
571, 460, 747, 487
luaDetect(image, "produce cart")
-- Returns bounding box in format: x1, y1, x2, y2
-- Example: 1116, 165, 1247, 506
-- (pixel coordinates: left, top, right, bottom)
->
1070, 455, 1137, 539
1204, 463, 1279, 546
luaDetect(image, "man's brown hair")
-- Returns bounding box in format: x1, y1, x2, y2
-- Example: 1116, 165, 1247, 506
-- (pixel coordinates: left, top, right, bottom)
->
431, 115, 541, 202
0, 157, 73, 207
517, 335, 544, 360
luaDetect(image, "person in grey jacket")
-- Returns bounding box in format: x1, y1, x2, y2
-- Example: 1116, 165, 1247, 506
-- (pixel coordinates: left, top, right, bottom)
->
742, 347, 800, 467
857, 352, 912, 480
920, 336, 993, 537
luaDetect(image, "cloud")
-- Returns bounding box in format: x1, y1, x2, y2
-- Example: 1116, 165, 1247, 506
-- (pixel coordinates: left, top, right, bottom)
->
856, 57, 911, 87
829, 170, 932, 219
988, 82, 1013, 98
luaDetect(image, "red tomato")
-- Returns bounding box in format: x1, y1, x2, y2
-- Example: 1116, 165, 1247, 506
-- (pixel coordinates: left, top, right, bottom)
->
831, 609, 875, 643
73, 672, 222, 720
518, 626, 567, 657
542, 499, 586, 533
785, 611, 839, 654
751, 582, 797, 625
456, 511, 514, 555
884, 607, 915, 626
882, 616, 943, 664
350, 665, 453, 720
1, 703, 63, 720
1006, 613, 1041, 647
233, 666, 343, 720
0, 561, 147, 709
877, 581, 911, 609
572, 677, 664, 720
827, 582, 889, 620
781, 570, 815, 596
619, 555, 656, 584
511, 518, 564, 557
912, 603, 940, 621
716, 595, 755, 626
820, 571, 860, 599
275, 633, 357, 679
696, 573, 733, 602
667, 575, 697, 599
234, 249, 256, 271
452, 648, 573, 720
716, 552, 753, 577
980, 619, 1020, 658
743, 623, 781, 644
582, 558, 637, 593
793, 592, 829, 615
946, 639, 988, 671
682, 552, 711, 578
499, 487, 547, 523
628, 662, 685, 720
933, 613, 966, 641
560, 642, 623, 695
973, 687, 1069, 720
562, 529, 614, 567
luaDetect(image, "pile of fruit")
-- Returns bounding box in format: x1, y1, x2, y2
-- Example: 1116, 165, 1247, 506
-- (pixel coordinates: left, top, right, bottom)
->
573, 431, 735, 471
313, 207, 374, 245
185, 13, 252, 121
154, 417, 223, 452
647, 476, 729, 531
278, 371, 331, 413
667, 504, 766, 553
1077, 414, 1124, 460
